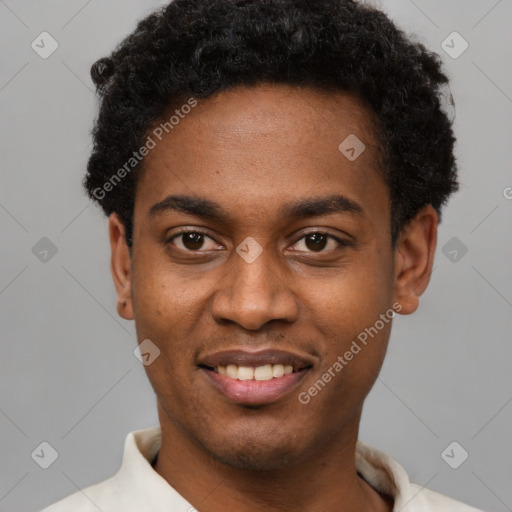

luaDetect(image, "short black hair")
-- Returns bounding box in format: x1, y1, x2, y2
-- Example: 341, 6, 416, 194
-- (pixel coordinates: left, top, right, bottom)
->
85, 0, 458, 247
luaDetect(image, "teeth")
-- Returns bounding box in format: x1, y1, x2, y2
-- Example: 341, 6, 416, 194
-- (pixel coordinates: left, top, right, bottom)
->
238, 366, 254, 380
272, 364, 285, 378
254, 364, 273, 381
226, 364, 238, 379
215, 363, 297, 381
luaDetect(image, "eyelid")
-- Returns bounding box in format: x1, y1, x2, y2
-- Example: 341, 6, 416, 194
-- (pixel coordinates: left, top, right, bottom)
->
292, 227, 351, 243
166, 227, 212, 238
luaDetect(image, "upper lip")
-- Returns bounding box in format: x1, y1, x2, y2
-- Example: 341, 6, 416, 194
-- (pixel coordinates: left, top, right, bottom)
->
198, 349, 315, 372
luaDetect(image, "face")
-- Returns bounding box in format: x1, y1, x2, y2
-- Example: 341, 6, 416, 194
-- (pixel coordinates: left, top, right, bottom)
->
110, 84, 436, 471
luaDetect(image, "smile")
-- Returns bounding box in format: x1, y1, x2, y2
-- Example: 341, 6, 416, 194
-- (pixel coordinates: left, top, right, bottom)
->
198, 349, 314, 405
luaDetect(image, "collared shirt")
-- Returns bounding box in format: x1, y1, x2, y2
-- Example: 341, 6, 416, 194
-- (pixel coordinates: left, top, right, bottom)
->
40, 426, 485, 512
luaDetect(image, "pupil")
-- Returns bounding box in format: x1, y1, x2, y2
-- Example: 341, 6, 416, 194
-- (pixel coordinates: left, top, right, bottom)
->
184, 233, 204, 250
305, 233, 327, 251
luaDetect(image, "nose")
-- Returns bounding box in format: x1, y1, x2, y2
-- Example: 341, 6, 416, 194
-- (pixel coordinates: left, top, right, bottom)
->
210, 245, 299, 331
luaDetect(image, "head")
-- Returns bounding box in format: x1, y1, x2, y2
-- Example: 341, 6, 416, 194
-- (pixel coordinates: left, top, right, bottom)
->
86, 0, 457, 470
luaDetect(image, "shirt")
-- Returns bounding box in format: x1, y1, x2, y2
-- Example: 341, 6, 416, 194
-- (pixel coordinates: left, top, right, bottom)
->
40, 426, 486, 512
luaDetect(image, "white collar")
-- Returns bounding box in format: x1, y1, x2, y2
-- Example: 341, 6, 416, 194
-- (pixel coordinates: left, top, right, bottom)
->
116, 426, 411, 508
43, 426, 483, 511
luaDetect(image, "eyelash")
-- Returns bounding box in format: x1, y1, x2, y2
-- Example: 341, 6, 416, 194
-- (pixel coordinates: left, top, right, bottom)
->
165, 229, 350, 254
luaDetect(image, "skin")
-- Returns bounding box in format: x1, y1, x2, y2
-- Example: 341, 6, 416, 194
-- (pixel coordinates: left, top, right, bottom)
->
108, 83, 437, 512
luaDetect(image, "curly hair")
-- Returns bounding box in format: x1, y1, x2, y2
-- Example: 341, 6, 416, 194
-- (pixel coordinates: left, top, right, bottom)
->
85, 0, 458, 247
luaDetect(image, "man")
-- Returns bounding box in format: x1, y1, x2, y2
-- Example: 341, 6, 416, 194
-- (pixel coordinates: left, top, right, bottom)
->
41, 0, 485, 510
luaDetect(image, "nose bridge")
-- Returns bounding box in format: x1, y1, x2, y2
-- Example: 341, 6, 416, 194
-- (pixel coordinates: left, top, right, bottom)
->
233, 245, 276, 297
211, 241, 298, 330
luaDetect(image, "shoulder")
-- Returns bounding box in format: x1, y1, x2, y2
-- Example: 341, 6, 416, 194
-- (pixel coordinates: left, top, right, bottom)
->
355, 440, 487, 512
39, 476, 118, 512
405, 483, 487, 512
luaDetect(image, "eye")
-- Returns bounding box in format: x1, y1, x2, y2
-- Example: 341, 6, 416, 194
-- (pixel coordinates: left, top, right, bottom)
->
166, 229, 349, 254
167, 230, 221, 252
290, 232, 348, 253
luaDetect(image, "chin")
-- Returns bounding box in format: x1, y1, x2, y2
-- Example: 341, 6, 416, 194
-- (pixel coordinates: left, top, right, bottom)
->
208, 443, 301, 471
195, 423, 312, 471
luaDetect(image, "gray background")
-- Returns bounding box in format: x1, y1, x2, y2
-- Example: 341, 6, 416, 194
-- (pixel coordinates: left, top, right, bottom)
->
1, 0, 511, 511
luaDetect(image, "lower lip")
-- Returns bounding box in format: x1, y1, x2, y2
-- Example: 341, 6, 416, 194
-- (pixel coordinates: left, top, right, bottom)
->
200, 367, 310, 405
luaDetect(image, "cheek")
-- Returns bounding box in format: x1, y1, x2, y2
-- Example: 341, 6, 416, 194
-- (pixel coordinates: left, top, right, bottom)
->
306, 252, 393, 387
310, 252, 393, 332
130, 255, 221, 400
131, 249, 209, 334
129, 260, 191, 377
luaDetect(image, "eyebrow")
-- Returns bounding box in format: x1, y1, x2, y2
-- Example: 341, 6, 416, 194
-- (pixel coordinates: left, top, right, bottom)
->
148, 193, 364, 223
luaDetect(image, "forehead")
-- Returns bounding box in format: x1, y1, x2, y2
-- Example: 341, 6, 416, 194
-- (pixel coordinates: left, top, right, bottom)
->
185, 83, 374, 136
135, 84, 388, 228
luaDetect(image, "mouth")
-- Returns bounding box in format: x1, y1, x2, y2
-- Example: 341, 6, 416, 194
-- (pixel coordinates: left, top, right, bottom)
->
198, 349, 314, 405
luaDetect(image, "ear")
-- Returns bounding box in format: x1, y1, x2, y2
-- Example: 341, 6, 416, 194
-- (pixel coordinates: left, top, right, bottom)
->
108, 213, 134, 320
392, 204, 438, 315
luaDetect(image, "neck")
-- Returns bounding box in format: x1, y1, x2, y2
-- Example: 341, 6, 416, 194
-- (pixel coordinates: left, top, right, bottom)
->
153, 404, 393, 512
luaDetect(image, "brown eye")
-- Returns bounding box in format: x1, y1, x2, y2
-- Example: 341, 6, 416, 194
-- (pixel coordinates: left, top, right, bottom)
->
291, 232, 348, 253
181, 232, 206, 250
305, 233, 328, 251
167, 231, 220, 252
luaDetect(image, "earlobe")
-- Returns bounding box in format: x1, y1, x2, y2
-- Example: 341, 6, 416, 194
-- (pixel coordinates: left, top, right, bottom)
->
108, 213, 134, 321
393, 205, 438, 315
